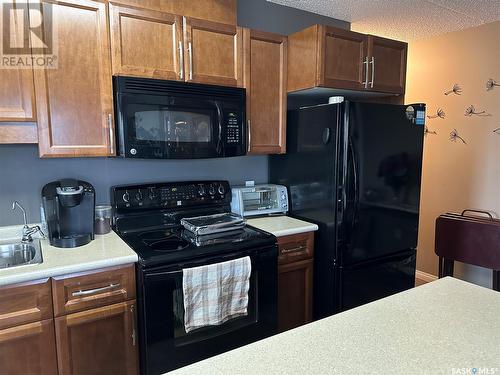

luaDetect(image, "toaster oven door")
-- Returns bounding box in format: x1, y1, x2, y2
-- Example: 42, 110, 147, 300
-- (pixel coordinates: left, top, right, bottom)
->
241, 187, 283, 216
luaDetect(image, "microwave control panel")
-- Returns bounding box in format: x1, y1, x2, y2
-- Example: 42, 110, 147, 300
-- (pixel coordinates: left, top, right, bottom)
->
225, 112, 241, 144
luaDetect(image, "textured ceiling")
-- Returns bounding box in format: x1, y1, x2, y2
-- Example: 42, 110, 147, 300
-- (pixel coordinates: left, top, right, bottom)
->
267, 0, 500, 40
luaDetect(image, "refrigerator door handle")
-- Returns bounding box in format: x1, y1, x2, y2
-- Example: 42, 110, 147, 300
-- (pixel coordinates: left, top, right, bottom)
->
348, 136, 359, 235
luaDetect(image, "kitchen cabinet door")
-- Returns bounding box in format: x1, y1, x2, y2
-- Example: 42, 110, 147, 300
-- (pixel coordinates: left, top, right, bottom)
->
0, 319, 58, 375
31, 0, 114, 157
110, 4, 183, 80
0, 0, 37, 144
367, 36, 407, 94
55, 300, 138, 375
183, 17, 243, 87
278, 258, 314, 333
244, 29, 287, 154
320, 26, 369, 90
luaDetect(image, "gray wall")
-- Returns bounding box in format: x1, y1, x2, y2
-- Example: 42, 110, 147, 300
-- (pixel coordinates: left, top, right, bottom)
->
237, 0, 349, 34
0, 145, 268, 226
0, 1, 348, 227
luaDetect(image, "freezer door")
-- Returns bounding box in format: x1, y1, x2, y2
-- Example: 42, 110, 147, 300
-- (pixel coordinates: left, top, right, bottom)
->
269, 104, 343, 319
342, 102, 425, 265
339, 249, 417, 312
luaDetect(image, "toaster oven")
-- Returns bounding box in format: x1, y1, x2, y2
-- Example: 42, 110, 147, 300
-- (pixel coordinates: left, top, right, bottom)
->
231, 184, 288, 217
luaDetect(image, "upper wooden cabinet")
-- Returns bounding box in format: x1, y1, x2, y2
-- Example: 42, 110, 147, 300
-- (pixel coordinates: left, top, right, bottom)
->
110, 4, 183, 80
368, 36, 407, 94
0, 0, 37, 144
31, 0, 114, 157
111, 0, 236, 25
183, 18, 243, 87
288, 24, 407, 95
243, 29, 287, 154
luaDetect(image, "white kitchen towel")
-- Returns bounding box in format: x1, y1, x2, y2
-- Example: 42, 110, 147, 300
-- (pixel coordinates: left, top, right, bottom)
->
182, 256, 251, 333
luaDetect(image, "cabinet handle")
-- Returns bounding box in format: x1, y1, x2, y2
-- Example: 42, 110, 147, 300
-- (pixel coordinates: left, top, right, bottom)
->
188, 41, 193, 80
247, 120, 251, 152
369, 56, 375, 88
178, 40, 184, 80
281, 245, 307, 254
130, 304, 137, 346
72, 283, 120, 297
362, 57, 369, 88
108, 114, 114, 155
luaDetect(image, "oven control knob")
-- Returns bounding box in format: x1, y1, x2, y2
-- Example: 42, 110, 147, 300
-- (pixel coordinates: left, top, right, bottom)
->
122, 191, 130, 203
208, 185, 216, 195
218, 184, 225, 195
130, 148, 137, 155
198, 185, 206, 196
135, 190, 143, 202
148, 188, 157, 200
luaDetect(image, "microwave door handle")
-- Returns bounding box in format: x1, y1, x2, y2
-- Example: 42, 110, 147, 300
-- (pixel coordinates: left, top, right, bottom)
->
214, 101, 223, 153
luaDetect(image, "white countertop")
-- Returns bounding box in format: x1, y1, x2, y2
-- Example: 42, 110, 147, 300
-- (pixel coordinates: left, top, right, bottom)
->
0, 225, 137, 286
168, 277, 500, 375
247, 216, 318, 237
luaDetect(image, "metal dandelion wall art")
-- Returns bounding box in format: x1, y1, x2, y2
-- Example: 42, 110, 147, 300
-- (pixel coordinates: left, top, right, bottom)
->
427, 108, 446, 119
424, 126, 437, 136
444, 84, 462, 95
450, 129, 467, 144
464, 105, 490, 117
486, 79, 500, 91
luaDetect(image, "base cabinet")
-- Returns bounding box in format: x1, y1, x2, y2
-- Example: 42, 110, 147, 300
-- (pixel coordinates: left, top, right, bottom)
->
0, 319, 58, 375
277, 232, 314, 332
55, 301, 138, 375
0, 265, 137, 375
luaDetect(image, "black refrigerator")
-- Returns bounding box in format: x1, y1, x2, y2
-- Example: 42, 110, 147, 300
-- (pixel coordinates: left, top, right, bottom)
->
269, 101, 426, 319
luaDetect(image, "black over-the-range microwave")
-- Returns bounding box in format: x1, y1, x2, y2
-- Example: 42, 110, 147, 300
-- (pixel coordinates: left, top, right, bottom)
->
113, 76, 247, 159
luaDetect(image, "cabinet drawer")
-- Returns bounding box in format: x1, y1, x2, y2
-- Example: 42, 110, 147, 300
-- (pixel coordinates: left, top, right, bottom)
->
52, 264, 136, 317
0, 279, 53, 330
277, 232, 314, 265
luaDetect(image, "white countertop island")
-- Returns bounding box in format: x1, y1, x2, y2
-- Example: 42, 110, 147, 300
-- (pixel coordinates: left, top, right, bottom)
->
0, 225, 137, 286
169, 277, 500, 375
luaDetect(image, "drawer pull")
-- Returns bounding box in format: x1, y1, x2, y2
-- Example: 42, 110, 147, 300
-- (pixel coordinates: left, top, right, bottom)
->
281, 245, 307, 254
72, 283, 120, 297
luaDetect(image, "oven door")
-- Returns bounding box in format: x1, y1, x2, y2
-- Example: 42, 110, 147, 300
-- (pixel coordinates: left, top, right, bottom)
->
117, 94, 224, 159
137, 246, 278, 375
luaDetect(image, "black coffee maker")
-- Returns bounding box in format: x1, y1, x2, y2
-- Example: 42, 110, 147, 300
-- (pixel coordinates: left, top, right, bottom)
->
42, 179, 95, 248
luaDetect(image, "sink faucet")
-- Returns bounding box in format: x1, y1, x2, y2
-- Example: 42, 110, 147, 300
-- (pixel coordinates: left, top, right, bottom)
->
11, 201, 44, 243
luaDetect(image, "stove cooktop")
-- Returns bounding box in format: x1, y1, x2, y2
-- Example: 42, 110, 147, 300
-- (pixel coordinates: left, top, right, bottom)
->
117, 224, 276, 268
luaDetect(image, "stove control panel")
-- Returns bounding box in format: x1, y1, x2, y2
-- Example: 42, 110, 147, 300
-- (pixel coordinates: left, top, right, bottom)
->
111, 181, 231, 210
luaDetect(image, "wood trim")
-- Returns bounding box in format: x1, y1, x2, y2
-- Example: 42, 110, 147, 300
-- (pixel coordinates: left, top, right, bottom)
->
109, 3, 183, 80
0, 123, 38, 144
415, 270, 438, 285
0, 279, 53, 330
52, 264, 136, 317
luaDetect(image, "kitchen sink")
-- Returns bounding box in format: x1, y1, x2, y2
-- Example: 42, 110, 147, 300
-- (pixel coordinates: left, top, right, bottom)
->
0, 240, 43, 269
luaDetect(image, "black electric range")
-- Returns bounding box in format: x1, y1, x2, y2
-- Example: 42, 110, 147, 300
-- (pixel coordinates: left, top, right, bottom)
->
111, 181, 278, 374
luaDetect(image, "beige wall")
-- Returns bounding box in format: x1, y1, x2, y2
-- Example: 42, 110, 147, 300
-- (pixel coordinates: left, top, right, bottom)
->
405, 21, 500, 287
